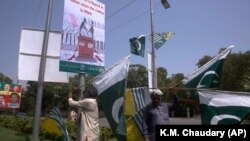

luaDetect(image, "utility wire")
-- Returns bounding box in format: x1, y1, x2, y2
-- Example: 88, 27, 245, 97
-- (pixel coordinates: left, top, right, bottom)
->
106, 0, 137, 20
106, 2, 161, 34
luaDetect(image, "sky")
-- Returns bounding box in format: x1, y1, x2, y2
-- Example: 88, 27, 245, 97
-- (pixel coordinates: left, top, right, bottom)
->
0, 0, 250, 85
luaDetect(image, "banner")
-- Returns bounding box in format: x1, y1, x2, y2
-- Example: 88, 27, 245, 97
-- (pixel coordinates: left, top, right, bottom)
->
129, 35, 146, 57
0, 82, 22, 109
60, 0, 105, 74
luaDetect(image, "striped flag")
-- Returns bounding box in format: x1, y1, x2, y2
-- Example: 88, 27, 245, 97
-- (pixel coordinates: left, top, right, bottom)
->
50, 107, 71, 141
150, 32, 174, 49
42, 107, 71, 141
125, 87, 150, 141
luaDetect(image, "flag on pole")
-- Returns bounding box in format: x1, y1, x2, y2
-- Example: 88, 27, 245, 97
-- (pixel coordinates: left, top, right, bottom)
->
92, 56, 130, 141
150, 32, 174, 49
130, 35, 146, 57
198, 89, 250, 124
182, 45, 234, 98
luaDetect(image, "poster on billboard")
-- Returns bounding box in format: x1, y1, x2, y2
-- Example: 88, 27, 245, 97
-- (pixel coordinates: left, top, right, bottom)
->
0, 82, 22, 109
60, 0, 105, 74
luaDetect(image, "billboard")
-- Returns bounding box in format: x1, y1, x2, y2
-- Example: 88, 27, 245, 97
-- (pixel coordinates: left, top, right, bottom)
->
60, 0, 105, 74
0, 82, 22, 109
18, 28, 69, 83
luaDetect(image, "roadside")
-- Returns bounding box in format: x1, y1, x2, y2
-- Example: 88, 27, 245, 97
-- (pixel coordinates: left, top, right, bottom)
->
99, 117, 201, 128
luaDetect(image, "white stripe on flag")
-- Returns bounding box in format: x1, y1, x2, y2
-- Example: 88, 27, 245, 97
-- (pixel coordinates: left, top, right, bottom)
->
198, 89, 250, 107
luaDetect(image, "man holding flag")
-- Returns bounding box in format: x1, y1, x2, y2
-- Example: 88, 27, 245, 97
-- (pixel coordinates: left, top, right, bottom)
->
68, 86, 99, 141
142, 87, 179, 141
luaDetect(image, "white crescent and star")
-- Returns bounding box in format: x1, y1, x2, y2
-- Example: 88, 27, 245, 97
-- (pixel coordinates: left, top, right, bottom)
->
112, 97, 124, 124
197, 71, 219, 88
210, 114, 241, 125
134, 39, 141, 51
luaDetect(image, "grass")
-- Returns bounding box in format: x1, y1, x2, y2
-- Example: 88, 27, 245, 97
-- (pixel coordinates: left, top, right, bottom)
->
0, 126, 30, 141
0, 126, 117, 141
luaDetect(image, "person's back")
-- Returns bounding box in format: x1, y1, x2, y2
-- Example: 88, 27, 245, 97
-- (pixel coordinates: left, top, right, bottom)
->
68, 86, 99, 141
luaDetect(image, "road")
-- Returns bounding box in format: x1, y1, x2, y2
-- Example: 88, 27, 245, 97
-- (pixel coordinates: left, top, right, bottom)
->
99, 117, 201, 128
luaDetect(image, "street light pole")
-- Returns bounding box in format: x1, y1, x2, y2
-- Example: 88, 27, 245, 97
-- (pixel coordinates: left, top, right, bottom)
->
149, 0, 170, 89
150, 0, 157, 89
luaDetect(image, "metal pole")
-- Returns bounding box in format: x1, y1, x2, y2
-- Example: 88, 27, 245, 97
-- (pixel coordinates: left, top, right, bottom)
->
32, 0, 53, 140
76, 73, 85, 140
150, 0, 157, 89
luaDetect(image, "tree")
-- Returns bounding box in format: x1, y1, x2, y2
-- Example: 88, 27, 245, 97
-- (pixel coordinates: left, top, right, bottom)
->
196, 55, 212, 68
0, 72, 13, 83
220, 51, 250, 91
241, 67, 250, 91
157, 67, 169, 89
127, 64, 148, 88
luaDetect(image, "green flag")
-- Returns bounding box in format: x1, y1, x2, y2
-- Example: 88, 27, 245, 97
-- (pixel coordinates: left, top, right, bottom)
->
150, 32, 174, 49
182, 45, 234, 98
198, 89, 250, 124
130, 35, 146, 57
92, 56, 130, 141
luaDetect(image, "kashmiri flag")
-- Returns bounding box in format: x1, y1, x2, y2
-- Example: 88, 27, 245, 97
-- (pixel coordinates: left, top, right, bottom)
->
150, 32, 174, 49
92, 56, 130, 141
125, 87, 150, 141
182, 45, 234, 98
130, 35, 146, 57
198, 89, 250, 124
42, 107, 70, 141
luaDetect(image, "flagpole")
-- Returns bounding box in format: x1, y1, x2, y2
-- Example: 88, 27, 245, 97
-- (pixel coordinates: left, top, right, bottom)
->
32, 0, 53, 140
150, 0, 157, 89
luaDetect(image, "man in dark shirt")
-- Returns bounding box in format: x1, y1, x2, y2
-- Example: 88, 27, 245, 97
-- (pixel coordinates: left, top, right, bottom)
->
142, 87, 179, 141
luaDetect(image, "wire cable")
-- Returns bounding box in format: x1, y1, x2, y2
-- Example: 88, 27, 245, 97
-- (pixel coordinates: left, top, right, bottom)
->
106, 2, 161, 34
106, 0, 137, 20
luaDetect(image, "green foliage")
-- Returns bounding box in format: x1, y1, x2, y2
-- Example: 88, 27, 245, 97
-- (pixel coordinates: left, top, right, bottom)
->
0, 116, 115, 140
127, 64, 148, 88
100, 127, 115, 141
0, 72, 13, 83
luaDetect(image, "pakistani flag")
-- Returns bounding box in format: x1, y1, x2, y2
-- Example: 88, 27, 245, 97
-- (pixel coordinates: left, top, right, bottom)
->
130, 35, 146, 57
198, 89, 250, 124
150, 32, 174, 49
92, 56, 130, 141
182, 45, 234, 98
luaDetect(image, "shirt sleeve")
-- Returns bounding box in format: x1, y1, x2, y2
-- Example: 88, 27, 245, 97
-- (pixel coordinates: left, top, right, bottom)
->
68, 98, 96, 111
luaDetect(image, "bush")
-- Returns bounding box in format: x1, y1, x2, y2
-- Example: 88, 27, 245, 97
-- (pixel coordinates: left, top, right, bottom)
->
0, 116, 115, 140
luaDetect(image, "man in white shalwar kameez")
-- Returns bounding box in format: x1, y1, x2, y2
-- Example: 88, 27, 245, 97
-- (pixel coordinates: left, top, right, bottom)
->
68, 87, 99, 141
